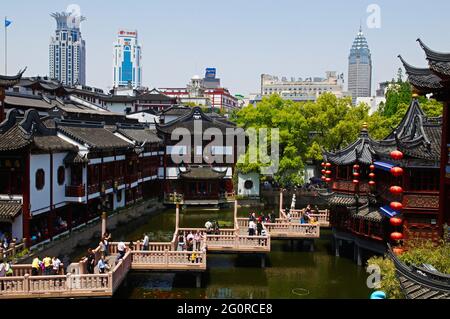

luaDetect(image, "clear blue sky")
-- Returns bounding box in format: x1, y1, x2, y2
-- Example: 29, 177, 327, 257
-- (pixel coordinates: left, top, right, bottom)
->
1, 0, 449, 95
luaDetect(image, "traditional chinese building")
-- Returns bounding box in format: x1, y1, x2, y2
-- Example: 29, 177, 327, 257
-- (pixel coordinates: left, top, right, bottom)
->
0, 105, 162, 247
399, 39, 450, 237
322, 96, 442, 257
156, 107, 239, 205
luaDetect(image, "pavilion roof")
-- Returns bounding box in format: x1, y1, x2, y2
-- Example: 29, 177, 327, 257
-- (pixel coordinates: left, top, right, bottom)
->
0, 201, 22, 222
179, 166, 227, 180
156, 107, 236, 135
323, 126, 377, 165
0, 69, 26, 87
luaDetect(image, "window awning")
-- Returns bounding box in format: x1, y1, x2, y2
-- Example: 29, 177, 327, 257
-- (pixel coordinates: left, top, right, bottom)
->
379, 205, 398, 218
374, 161, 394, 172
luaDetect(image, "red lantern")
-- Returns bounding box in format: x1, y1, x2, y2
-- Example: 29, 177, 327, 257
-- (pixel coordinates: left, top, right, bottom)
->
390, 186, 403, 195
393, 247, 404, 255
321, 162, 326, 168
325, 170, 332, 175
325, 178, 332, 183
390, 217, 403, 227
390, 232, 404, 241
353, 172, 360, 177
321, 169, 326, 174
321, 176, 326, 181
390, 167, 404, 177
353, 164, 360, 170
325, 163, 332, 168
390, 150, 404, 161
390, 202, 403, 212
369, 173, 375, 179
369, 165, 375, 171
368, 181, 376, 187
352, 179, 360, 184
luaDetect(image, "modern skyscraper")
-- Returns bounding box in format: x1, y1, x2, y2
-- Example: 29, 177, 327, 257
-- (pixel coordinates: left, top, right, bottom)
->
113, 30, 142, 89
348, 27, 372, 102
49, 12, 86, 86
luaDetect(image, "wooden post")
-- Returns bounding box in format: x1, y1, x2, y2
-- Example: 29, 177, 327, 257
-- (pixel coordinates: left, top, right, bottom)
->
195, 273, 201, 288
260, 254, 266, 268
101, 212, 107, 236
175, 203, 180, 230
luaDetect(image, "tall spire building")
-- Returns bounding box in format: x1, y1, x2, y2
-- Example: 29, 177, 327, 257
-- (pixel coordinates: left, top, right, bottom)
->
113, 30, 142, 89
348, 27, 372, 102
49, 12, 86, 86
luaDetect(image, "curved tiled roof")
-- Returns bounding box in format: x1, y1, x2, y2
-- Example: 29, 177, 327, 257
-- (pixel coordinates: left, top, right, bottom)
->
0, 124, 32, 151
179, 166, 227, 180
417, 38, 450, 77
156, 107, 236, 135
323, 127, 376, 165
0, 68, 26, 87
0, 201, 22, 221
116, 128, 161, 144
58, 124, 132, 151
349, 204, 383, 222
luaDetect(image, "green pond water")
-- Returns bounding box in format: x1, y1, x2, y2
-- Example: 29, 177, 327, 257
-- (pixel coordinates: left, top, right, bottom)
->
73, 206, 371, 299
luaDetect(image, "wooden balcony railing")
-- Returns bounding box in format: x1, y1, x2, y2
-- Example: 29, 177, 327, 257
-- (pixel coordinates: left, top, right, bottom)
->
332, 181, 370, 194
65, 185, 86, 198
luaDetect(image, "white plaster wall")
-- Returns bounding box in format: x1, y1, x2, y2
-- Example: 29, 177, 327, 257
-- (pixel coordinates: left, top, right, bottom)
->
12, 214, 23, 240
52, 152, 68, 207
30, 154, 51, 215
114, 189, 125, 210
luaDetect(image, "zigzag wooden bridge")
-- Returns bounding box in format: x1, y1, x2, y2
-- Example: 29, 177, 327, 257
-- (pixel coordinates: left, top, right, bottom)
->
0, 195, 329, 299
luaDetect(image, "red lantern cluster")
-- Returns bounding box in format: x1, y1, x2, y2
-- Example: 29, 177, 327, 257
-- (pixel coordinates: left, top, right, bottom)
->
390, 232, 404, 241
352, 164, 360, 186
368, 163, 376, 188
321, 162, 332, 184
390, 217, 403, 227
390, 166, 404, 177
390, 150, 404, 161
389, 150, 405, 247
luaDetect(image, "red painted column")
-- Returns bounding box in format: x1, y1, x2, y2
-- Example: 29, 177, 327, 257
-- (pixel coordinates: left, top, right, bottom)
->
22, 152, 31, 247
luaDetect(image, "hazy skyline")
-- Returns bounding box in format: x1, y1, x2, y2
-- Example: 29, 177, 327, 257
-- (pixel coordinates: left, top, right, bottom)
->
2, 0, 449, 95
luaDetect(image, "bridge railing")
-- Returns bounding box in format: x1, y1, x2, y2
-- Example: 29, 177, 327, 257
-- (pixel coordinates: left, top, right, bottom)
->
0, 273, 111, 297
110, 252, 132, 293
131, 250, 206, 267
205, 234, 270, 251
0, 242, 26, 261
264, 223, 320, 238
